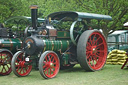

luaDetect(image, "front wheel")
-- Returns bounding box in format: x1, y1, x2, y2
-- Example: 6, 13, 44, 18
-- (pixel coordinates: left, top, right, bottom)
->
11, 51, 32, 77
0, 49, 13, 75
39, 51, 60, 79
77, 30, 107, 71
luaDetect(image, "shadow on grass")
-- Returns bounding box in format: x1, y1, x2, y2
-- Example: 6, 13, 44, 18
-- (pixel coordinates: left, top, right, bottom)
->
60, 67, 84, 73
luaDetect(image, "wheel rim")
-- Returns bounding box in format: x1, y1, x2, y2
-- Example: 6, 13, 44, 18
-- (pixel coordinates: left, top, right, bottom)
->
15, 52, 32, 76
0, 51, 12, 75
86, 32, 107, 70
42, 52, 59, 78
70, 21, 85, 45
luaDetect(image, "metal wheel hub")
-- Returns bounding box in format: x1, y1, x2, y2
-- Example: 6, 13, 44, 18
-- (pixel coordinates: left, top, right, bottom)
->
19, 61, 25, 67
0, 60, 7, 65
91, 46, 97, 54
46, 62, 54, 68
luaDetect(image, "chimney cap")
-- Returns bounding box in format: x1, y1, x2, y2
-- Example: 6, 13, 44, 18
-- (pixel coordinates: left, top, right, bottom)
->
30, 5, 38, 9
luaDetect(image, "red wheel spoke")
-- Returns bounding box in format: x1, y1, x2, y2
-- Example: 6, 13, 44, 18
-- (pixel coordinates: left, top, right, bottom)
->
97, 42, 104, 47
53, 62, 57, 64
87, 41, 92, 47
86, 51, 91, 54
24, 67, 27, 72
50, 68, 52, 75
87, 54, 91, 59
89, 37, 92, 45
94, 57, 98, 63
94, 37, 101, 45
92, 60, 95, 66
92, 34, 96, 45
43, 64, 47, 68
19, 68, 23, 73
16, 66, 20, 72
45, 57, 48, 62
48, 55, 51, 62
95, 54, 100, 59
51, 58, 55, 63
18, 57, 22, 61
97, 50, 104, 52
22, 69, 25, 74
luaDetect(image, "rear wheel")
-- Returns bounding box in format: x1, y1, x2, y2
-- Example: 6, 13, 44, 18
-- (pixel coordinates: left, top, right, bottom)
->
0, 49, 13, 75
11, 51, 32, 77
39, 51, 60, 79
77, 30, 107, 71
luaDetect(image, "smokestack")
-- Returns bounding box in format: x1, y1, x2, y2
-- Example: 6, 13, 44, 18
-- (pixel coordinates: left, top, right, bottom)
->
30, 5, 38, 30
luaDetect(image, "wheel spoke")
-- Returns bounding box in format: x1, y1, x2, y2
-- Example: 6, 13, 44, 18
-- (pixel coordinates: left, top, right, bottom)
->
96, 50, 105, 52
6, 64, 10, 69
92, 34, 96, 45
94, 36, 101, 45
97, 42, 104, 47
48, 55, 51, 62
19, 68, 23, 73
43, 64, 47, 68
16, 65, 20, 72
51, 58, 55, 63
1, 67, 4, 73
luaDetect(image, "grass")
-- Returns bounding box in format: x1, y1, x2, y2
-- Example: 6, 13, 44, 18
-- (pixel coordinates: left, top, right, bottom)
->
0, 64, 128, 85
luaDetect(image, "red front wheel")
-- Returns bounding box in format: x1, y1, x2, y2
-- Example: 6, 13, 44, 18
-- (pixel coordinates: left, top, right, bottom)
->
0, 49, 13, 75
11, 51, 32, 77
77, 30, 107, 71
39, 51, 60, 79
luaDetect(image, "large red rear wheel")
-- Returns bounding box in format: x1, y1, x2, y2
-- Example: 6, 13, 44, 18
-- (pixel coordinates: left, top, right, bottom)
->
77, 30, 107, 71
39, 51, 60, 79
0, 49, 13, 75
11, 51, 32, 76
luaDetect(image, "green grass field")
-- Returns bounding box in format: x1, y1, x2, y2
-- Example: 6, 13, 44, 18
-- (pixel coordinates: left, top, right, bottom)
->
0, 64, 128, 85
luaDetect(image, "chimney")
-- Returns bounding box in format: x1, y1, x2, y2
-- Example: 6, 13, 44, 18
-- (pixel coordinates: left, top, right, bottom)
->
30, 5, 38, 30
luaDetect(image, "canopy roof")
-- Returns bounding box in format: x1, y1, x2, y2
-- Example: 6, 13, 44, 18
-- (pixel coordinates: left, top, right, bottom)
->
47, 11, 112, 21
5, 16, 45, 24
123, 22, 128, 27
108, 30, 128, 36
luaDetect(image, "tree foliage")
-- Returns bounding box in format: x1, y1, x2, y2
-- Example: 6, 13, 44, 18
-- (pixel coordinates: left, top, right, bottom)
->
0, 0, 128, 38
74, 0, 128, 37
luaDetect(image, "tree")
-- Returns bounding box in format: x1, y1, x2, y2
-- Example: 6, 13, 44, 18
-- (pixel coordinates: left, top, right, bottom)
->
73, 0, 128, 38
0, 0, 127, 38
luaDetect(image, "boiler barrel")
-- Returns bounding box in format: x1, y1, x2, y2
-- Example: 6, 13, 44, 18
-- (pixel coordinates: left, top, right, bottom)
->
24, 37, 71, 55
0, 38, 22, 53
43, 40, 71, 52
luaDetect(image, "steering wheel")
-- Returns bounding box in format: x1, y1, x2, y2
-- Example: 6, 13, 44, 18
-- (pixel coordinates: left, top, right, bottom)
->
70, 21, 86, 45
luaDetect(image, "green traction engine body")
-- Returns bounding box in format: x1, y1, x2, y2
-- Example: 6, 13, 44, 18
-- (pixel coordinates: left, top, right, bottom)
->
11, 5, 112, 79
0, 38, 22, 53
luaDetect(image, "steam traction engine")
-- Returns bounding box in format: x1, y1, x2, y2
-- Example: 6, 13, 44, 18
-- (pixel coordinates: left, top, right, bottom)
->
0, 25, 22, 75
11, 5, 112, 79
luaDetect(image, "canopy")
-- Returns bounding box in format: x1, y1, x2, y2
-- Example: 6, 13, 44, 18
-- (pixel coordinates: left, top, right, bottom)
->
123, 22, 128, 27
5, 16, 45, 24
108, 30, 128, 36
47, 11, 112, 21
